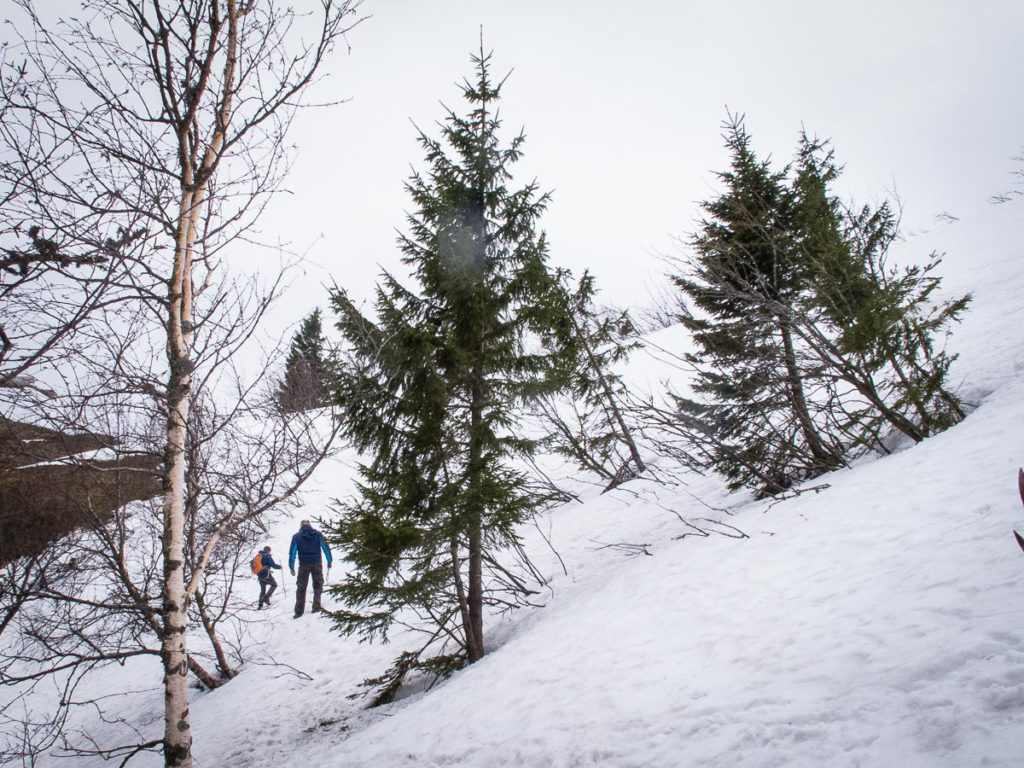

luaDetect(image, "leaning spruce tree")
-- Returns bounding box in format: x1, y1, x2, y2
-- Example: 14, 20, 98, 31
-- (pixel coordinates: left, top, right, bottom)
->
325, 45, 571, 703
674, 115, 845, 497
672, 118, 969, 498
791, 134, 969, 444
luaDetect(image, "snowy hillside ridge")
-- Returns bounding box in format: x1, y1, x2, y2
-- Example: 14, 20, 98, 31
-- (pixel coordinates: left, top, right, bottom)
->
5, 198, 1024, 766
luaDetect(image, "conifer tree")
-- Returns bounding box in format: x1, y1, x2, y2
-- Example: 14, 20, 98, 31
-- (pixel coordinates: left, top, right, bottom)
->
669, 122, 970, 498
673, 116, 844, 496
277, 309, 330, 412
792, 136, 969, 442
534, 269, 644, 489
325, 44, 569, 702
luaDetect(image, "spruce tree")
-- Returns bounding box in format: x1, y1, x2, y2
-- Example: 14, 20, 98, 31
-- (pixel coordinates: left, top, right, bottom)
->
792, 136, 969, 444
325, 44, 569, 702
670, 122, 970, 499
673, 116, 844, 497
277, 309, 330, 413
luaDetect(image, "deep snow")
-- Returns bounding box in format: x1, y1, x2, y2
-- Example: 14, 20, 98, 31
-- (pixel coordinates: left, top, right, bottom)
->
9, 199, 1024, 767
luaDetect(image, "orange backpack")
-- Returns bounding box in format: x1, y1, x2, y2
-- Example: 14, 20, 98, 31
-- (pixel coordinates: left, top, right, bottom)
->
250, 552, 263, 576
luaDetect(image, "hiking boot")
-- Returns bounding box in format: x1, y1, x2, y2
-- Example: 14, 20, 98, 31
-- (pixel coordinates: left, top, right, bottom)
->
311, 603, 322, 613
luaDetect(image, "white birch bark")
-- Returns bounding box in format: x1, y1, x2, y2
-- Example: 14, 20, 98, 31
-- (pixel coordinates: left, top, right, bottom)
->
161, 4, 243, 764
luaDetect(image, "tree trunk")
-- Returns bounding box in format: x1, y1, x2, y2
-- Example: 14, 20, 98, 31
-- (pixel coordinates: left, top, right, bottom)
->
161, 186, 199, 768
577, 329, 646, 476
186, 655, 221, 691
194, 587, 236, 682
880, 336, 934, 430
466, 521, 483, 663
449, 537, 474, 656
841, 365, 926, 443
791, 318, 927, 445
464, 370, 485, 664
779, 319, 841, 471
161, 6, 244, 764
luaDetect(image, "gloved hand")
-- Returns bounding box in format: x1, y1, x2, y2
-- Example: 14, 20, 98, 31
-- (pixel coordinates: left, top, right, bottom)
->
290, 568, 295, 576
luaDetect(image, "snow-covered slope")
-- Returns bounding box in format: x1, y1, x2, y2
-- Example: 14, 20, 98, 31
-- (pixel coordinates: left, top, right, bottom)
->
23, 200, 1024, 766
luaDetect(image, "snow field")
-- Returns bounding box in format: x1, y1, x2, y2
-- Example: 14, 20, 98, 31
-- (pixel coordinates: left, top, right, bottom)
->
9, 199, 1024, 766
314, 377, 1024, 767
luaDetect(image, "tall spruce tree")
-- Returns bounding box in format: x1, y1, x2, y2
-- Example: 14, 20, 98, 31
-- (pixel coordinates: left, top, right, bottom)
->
325, 44, 570, 702
673, 116, 844, 497
277, 309, 330, 412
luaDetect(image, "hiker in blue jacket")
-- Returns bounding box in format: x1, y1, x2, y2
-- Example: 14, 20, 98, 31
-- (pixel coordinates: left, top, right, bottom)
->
288, 519, 332, 618
257, 545, 282, 609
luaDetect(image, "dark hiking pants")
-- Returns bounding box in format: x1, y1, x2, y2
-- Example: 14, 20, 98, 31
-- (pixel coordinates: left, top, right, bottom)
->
294, 562, 323, 616
259, 573, 277, 605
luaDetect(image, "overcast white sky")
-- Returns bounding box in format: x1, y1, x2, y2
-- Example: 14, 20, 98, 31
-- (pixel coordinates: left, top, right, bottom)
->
262, 0, 1024, 331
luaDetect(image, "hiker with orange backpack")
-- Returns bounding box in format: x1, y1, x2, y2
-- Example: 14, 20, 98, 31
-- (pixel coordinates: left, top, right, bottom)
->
253, 545, 283, 609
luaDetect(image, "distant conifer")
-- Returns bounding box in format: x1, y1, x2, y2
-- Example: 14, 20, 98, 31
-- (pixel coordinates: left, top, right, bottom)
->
277, 309, 330, 413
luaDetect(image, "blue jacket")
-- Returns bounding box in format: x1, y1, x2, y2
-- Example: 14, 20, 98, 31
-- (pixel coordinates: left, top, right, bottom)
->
289, 524, 333, 569
258, 551, 282, 579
